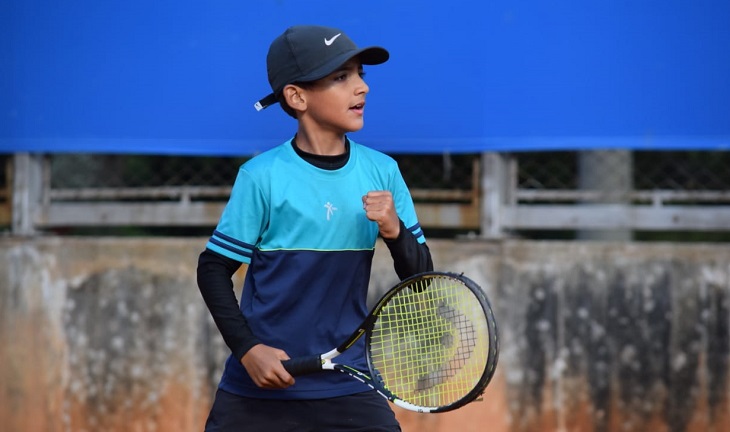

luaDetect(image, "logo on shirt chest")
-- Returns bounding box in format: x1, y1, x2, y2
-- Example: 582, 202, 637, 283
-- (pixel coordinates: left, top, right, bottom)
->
324, 202, 338, 221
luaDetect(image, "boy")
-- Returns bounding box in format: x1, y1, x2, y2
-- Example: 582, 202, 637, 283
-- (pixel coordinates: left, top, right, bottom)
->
197, 25, 433, 431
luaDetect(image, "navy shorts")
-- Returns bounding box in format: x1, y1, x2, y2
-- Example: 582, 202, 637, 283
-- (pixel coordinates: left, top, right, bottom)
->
204, 389, 402, 432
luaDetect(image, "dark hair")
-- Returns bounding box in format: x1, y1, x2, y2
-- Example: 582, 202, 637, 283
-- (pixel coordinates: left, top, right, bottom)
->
278, 81, 315, 119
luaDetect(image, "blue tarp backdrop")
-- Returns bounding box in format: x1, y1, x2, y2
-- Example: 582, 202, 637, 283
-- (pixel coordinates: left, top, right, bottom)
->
1, 0, 729, 155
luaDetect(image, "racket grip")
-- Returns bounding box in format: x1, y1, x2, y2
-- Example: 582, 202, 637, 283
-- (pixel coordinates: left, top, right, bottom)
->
281, 356, 323, 376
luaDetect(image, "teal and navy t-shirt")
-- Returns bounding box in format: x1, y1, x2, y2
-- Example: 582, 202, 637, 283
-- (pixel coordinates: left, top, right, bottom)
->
205, 138, 426, 400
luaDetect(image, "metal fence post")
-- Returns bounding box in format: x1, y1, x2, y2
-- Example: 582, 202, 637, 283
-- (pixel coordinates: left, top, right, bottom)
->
577, 150, 634, 240
481, 152, 511, 239
12, 153, 44, 236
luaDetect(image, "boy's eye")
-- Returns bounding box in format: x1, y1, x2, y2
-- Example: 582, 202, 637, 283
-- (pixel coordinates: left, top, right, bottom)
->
332, 69, 365, 82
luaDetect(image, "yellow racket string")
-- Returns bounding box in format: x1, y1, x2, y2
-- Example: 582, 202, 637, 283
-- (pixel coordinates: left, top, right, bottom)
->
369, 275, 491, 408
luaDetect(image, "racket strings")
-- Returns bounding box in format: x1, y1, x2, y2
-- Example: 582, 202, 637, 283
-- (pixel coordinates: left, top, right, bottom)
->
416, 305, 477, 391
368, 275, 491, 408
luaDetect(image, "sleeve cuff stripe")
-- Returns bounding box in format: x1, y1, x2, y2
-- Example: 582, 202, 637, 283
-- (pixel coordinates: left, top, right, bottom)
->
407, 222, 424, 238
212, 230, 255, 250
209, 237, 253, 259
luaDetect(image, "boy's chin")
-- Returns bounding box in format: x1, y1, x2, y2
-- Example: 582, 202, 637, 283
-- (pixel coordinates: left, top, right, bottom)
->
346, 121, 365, 133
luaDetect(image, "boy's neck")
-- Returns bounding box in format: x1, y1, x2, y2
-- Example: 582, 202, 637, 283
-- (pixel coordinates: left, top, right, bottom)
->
294, 129, 347, 156
292, 135, 350, 170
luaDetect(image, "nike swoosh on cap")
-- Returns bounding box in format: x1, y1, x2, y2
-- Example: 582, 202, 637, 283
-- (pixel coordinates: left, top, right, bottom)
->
324, 33, 342, 46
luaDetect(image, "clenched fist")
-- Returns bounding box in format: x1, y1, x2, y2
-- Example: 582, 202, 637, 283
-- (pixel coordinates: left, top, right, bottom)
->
362, 191, 400, 240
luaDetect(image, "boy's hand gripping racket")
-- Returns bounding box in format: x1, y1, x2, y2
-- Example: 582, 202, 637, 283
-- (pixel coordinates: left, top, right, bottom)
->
282, 271, 499, 413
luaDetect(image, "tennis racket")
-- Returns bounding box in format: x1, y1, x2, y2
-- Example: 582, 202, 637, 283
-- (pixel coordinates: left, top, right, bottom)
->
282, 271, 499, 413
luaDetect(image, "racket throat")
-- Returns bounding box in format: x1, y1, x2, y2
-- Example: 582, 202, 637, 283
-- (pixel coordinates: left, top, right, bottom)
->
320, 348, 340, 370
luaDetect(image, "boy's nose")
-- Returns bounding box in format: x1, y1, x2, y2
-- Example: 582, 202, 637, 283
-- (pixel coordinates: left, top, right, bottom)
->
357, 77, 369, 94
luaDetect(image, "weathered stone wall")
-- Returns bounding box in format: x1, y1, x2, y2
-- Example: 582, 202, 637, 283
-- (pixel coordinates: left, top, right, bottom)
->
1, 237, 728, 432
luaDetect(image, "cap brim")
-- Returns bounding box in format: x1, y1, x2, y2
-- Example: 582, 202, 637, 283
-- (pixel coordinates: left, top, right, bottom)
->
299, 46, 389, 83
254, 46, 389, 111
355, 46, 390, 65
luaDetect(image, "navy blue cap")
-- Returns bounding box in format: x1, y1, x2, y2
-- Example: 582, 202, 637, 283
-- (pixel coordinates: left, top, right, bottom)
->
255, 25, 389, 111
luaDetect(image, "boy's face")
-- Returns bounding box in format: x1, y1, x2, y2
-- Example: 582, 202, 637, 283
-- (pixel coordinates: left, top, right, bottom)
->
297, 58, 370, 134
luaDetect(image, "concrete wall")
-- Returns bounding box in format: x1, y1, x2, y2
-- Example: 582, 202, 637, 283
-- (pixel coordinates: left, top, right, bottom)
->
1, 237, 728, 432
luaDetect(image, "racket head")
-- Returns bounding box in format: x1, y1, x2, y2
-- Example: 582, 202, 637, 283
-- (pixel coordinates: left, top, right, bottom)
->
364, 271, 499, 413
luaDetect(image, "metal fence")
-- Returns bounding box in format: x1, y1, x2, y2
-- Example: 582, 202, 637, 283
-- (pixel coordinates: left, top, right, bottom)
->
2, 151, 729, 239
516, 151, 730, 193
503, 150, 730, 241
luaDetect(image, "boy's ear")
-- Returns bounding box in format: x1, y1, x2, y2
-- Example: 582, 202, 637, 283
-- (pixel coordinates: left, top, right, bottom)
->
282, 85, 306, 111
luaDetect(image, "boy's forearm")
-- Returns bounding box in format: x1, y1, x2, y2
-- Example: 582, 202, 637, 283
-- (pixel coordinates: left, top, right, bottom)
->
197, 249, 261, 361
384, 219, 434, 279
